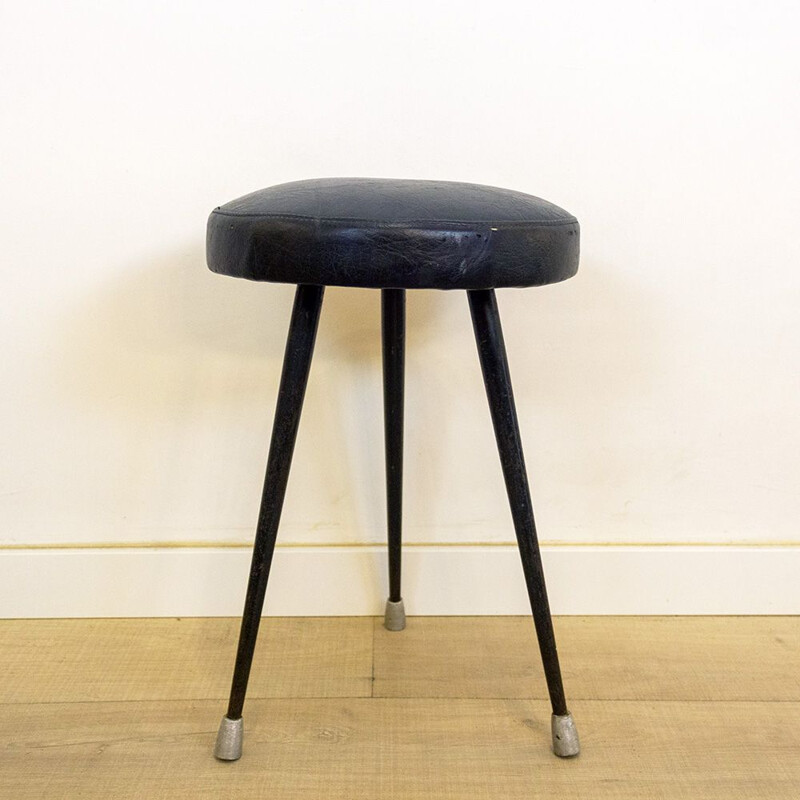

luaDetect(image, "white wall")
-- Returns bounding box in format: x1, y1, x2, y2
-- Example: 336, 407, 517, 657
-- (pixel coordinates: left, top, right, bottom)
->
2, 1, 799, 615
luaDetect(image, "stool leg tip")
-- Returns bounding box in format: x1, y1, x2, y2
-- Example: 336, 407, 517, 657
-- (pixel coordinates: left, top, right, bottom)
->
384, 598, 406, 631
214, 715, 243, 761
551, 713, 580, 757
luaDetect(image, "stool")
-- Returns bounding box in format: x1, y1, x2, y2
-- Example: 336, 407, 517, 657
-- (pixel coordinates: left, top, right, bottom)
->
206, 178, 581, 762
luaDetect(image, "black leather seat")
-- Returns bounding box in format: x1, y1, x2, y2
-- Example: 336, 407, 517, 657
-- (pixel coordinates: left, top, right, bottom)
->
207, 178, 579, 289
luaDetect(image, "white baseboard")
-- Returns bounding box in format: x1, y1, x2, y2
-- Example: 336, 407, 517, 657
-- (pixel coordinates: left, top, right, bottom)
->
1, 545, 798, 618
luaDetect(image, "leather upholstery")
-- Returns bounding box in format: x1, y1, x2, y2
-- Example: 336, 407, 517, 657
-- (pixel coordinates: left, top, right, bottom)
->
207, 178, 579, 289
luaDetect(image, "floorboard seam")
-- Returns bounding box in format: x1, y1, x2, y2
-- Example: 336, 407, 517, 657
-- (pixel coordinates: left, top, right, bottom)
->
371, 617, 376, 698
2, 697, 799, 706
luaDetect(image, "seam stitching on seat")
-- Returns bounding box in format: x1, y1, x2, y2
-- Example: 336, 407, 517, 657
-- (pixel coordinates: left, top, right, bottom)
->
210, 210, 578, 228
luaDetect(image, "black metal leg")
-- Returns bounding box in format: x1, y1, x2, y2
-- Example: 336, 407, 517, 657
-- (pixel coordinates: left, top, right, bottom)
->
382, 289, 406, 631
467, 289, 580, 757
214, 284, 324, 761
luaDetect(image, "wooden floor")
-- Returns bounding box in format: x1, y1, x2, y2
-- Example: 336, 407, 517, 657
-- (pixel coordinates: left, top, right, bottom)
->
1, 616, 799, 799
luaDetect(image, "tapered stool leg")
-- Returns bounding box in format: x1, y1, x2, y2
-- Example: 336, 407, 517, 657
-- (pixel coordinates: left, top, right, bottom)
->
214, 284, 324, 761
467, 289, 579, 758
382, 289, 406, 631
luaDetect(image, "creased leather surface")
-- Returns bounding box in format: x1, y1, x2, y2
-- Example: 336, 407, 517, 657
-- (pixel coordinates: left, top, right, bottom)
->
207, 178, 579, 289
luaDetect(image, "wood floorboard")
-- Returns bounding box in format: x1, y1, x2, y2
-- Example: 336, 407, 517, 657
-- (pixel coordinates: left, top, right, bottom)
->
2, 698, 799, 799
373, 616, 800, 701
0, 617, 373, 703
1, 616, 798, 798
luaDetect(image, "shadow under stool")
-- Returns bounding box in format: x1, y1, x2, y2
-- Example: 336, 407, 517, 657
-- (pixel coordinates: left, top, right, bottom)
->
206, 178, 581, 762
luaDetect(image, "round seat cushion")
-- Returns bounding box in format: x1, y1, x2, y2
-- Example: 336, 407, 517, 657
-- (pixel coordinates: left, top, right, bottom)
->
207, 178, 579, 289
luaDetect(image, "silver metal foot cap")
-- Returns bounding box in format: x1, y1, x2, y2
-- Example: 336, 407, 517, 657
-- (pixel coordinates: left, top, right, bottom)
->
214, 716, 243, 761
551, 713, 580, 757
384, 598, 406, 631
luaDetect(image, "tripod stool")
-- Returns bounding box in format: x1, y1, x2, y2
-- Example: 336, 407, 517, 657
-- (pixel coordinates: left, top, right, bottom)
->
206, 178, 581, 761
